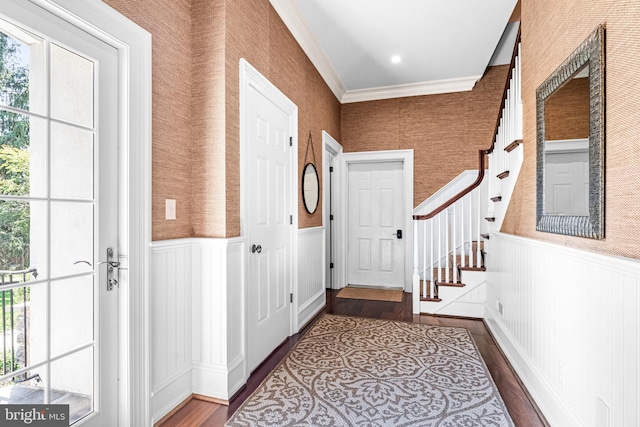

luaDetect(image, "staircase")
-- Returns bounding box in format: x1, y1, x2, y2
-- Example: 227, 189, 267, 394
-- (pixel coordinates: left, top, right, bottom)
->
412, 32, 522, 316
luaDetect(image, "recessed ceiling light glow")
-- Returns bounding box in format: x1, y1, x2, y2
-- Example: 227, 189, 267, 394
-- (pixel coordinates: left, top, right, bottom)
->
391, 55, 402, 64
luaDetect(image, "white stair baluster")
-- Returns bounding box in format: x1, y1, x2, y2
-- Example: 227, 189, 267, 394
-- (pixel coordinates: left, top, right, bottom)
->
422, 220, 427, 299
461, 197, 466, 268
445, 210, 450, 283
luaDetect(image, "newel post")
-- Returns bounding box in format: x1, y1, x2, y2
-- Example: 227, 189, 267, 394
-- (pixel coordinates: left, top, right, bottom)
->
412, 219, 420, 314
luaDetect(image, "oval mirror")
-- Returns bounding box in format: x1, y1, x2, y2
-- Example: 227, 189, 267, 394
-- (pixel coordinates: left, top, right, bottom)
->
302, 163, 319, 214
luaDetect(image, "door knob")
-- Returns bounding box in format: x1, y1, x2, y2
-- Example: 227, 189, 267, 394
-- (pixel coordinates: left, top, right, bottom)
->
251, 244, 262, 254
395, 230, 403, 239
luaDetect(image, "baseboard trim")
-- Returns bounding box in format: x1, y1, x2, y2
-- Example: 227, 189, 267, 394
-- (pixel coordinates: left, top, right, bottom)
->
484, 307, 581, 426
193, 393, 229, 406
419, 312, 482, 320
153, 395, 193, 426
482, 319, 551, 427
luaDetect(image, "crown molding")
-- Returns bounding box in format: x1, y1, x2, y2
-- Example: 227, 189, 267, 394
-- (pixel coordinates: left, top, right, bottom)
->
269, 0, 346, 101
341, 75, 482, 104
269, 0, 481, 104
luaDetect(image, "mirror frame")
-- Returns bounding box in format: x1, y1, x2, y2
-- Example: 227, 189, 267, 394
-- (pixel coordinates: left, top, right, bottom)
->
536, 25, 605, 239
302, 163, 319, 214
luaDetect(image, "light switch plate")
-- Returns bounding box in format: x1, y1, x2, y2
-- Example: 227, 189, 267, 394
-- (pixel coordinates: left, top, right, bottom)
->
165, 199, 176, 220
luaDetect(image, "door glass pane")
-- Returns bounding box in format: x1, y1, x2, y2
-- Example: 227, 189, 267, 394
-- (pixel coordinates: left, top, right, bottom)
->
50, 348, 93, 425
0, 112, 47, 198
50, 276, 93, 358
0, 199, 46, 276
50, 43, 94, 128
21, 281, 46, 368
0, 19, 46, 115
50, 201, 93, 279
50, 122, 94, 200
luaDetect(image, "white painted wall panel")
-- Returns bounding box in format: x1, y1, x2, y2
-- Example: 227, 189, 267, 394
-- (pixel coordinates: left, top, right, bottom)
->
297, 227, 326, 328
150, 240, 193, 422
485, 232, 640, 427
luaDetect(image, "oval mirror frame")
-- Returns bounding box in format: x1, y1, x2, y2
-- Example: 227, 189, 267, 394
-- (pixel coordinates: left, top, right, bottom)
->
302, 163, 319, 214
536, 25, 605, 239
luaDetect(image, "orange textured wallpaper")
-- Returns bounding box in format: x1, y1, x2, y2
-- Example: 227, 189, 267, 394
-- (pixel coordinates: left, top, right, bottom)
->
544, 77, 589, 141
191, 0, 226, 237
104, 0, 194, 241
105, 0, 341, 239
341, 65, 510, 208
223, 0, 342, 235
502, 0, 640, 260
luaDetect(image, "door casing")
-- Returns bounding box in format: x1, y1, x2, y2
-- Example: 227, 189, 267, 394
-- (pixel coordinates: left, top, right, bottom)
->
322, 131, 342, 290
336, 150, 414, 291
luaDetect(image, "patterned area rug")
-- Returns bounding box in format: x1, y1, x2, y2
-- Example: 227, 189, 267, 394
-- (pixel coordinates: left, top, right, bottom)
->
226, 315, 514, 427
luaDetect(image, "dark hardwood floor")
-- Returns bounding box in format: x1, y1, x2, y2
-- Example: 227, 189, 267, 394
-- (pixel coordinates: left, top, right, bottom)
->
158, 290, 548, 427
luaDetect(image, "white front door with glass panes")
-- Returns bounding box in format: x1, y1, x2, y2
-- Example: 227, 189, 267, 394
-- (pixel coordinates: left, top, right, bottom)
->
0, 1, 119, 425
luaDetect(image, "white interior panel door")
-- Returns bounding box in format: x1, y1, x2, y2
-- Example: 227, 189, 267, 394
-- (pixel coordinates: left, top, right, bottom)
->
347, 162, 404, 288
246, 84, 292, 373
0, 2, 120, 426
545, 151, 589, 216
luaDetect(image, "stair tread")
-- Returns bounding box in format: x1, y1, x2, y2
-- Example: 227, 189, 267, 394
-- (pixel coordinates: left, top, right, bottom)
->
490, 195, 502, 202
481, 233, 490, 240
419, 280, 441, 301
497, 171, 510, 179
435, 281, 465, 287
485, 217, 496, 222
504, 139, 522, 152
458, 266, 486, 272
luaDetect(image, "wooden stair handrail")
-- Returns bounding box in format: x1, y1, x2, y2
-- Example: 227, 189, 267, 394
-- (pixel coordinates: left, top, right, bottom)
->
490, 26, 522, 153
413, 149, 488, 220
413, 27, 521, 222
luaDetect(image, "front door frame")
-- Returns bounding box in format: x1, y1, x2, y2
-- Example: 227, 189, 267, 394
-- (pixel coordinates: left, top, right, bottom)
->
338, 150, 413, 292
30, 1, 152, 425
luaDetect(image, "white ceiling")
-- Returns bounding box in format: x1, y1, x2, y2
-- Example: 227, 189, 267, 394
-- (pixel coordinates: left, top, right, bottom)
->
269, 0, 519, 103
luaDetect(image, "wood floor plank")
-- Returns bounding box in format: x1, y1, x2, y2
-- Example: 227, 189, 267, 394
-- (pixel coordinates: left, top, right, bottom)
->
156, 399, 220, 427
159, 290, 548, 427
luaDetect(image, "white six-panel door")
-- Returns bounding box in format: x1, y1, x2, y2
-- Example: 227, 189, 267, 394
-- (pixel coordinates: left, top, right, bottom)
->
545, 151, 589, 216
245, 83, 293, 374
347, 162, 404, 288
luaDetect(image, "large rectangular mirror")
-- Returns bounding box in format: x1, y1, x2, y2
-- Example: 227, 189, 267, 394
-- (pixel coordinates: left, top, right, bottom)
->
536, 25, 605, 238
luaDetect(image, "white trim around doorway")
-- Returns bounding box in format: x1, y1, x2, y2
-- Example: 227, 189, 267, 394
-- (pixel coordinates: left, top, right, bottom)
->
322, 131, 343, 290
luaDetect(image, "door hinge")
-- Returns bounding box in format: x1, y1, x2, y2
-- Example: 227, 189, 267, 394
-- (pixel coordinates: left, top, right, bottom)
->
330, 262, 334, 269
330, 166, 334, 172
289, 136, 293, 147
290, 293, 293, 303
330, 214, 334, 221
290, 215, 293, 225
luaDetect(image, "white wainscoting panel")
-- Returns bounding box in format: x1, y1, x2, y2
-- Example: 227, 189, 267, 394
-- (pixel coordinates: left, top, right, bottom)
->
150, 239, 194, 422
296, 227, 326, 329
485, 233, 640, 427
150, 237, 246, 422
191, 238, 246, 400
151, 232, 323, 417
